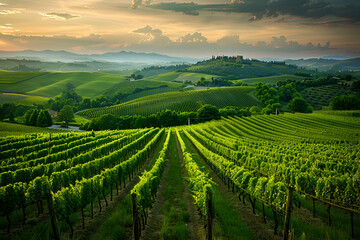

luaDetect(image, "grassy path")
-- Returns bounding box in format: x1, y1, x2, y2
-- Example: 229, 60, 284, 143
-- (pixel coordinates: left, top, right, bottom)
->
140, 131, 202, 240
179, 131, 266, 240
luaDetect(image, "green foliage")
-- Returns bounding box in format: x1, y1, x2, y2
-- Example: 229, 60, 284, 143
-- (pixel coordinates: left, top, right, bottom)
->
196, 104, 220, 122
287, 97, 313, 113
29, 109, 40, 126
36, 110, 52, 127
278, 83, 297, 102
255, 83, 279, 106
329, 95, 360, 110
57, 105, 75, 127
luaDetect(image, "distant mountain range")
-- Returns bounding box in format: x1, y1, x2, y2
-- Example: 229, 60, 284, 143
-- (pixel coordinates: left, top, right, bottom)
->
0, 50, 200, 64
284, 57, 360, 71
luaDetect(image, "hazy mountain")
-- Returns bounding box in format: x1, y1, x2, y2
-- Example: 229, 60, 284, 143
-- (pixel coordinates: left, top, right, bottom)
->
284, 57, 360, 71
0, 50, 200, 64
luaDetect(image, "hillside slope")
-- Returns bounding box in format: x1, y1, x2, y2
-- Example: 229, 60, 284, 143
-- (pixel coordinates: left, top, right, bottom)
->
79, 86, 259, 118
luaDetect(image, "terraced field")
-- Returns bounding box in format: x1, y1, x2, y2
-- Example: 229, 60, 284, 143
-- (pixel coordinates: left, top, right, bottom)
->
79, 86, 260, 118
300, 85, 357, 110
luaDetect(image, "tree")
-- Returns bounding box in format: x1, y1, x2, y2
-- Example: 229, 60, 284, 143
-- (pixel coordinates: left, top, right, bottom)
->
250, 106, 261, 114
57, 105, 75, 128
29, 109, 39, 126
44, 110, 53, 126
8, 111, 15, 122
287, 97, 313, 113
36, 110, 47, 127
278, 83, 297, 102
329, 95, 360, 110
197, 104, 220, 123
36, 110, 52, 127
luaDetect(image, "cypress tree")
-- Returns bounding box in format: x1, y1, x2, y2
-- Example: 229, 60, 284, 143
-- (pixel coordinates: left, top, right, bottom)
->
44, 110, 53, 126
36, 110, 47, 127
29, 109, 39, 126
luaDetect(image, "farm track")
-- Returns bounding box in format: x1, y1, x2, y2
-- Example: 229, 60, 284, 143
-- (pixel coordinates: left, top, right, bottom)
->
183, 133, 282, 240
140, 132, 203, 240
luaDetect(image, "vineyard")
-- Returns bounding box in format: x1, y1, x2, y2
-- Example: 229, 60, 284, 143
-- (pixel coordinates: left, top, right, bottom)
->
300, 85, 356, 110
79, 87, 260, 118
0, 111, 359, 239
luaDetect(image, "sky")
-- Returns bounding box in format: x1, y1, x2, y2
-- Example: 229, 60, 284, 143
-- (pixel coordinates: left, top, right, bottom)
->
0, 0, 359, 58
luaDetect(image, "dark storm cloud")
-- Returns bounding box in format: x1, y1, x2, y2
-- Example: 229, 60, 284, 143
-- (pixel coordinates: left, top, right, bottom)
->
149, 0, 360, 23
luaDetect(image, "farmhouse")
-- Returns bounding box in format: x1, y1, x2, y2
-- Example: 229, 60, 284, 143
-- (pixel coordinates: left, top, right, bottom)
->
48, 110, 58, 118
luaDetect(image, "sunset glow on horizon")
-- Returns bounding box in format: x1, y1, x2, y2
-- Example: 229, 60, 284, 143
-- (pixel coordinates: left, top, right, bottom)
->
0, 0, 359, 58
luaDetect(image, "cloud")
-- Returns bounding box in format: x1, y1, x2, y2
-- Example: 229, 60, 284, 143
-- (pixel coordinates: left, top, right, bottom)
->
178, 32, 207, 43
0, 26, 355, 58
133, 25, 171, 44
130, 0, 151, 9
40, 12, 80, 20
0, 9, 21, 14
149, 2, 199, 16
0, 25, 13, 29
149, 0, 360, 24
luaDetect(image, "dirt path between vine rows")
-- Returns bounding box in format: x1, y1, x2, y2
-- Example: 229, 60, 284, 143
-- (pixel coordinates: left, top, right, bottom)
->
139, 133, 203, 240
183, 134, 282, 240
176, 133, 204, 240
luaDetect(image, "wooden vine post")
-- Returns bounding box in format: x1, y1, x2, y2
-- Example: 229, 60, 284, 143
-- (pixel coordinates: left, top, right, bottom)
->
46, 193, 60, 240
131, 193, 140, 240
283, 187, 293, 240
207, 188, 213, 240
350, 211, 354, 239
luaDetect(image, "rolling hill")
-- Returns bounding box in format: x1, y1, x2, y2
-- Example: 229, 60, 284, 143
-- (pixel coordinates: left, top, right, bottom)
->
0, 71, 127, 98
79, 86, 259, 118
284, 57, 360, 71
232, 74, 306, 86
0, 71, 186, 101
183, 57, 308, 79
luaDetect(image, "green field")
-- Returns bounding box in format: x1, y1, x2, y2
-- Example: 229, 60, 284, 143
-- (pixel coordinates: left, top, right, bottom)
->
80, 86, 259, 118
232, 74, 305, 86
0, 122, 61, 136
102, 79, 183, 96
0, 93, 48, 105
0, 71, 46, 84
0, 71, 127, 98
142, 71, 219, 83
120, 86, 189, 102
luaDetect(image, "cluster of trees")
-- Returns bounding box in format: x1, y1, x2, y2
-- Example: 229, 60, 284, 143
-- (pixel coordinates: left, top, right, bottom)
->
81, 105, 254, 131
0, 103, 34, 122
329, 95, 360, 110
196, 77, 233, 87
256, 82, 313, 113
24, 109, 52, 127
